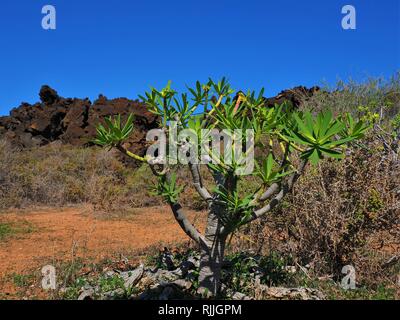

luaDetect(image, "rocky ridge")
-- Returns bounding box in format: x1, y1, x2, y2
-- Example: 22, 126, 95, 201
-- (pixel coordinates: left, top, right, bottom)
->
0, 85, 319, 153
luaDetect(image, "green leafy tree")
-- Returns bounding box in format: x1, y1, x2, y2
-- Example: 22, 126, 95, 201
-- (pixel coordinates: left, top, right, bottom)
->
95, 78, 368, 297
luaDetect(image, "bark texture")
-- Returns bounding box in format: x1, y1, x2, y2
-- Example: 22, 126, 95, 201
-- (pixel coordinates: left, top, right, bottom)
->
198, 209, 227, 297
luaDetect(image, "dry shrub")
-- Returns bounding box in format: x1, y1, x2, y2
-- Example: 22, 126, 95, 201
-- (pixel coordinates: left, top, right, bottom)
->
232, 142, 399, 290
0, 140, 162, 212
0, 140, 211, 213
300, 74, 400, 120
285, 146, 397, 267
233, 75, 400, 289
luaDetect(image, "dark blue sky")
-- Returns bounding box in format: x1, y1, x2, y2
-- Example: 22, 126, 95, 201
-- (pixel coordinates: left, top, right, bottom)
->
0, 0, 399, 115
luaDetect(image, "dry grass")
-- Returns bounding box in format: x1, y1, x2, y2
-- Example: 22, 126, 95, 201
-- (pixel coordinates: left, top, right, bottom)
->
0, 140, 211, 214
0, 141, 157, 212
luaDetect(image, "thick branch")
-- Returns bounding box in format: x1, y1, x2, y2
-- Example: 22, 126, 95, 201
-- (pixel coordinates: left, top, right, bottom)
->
169, 202, 205, 244
163, 172, 205, 244
244, 160, 308, 224
249, 180, 281, 207
189, 163, 213, 202
258, 183, 280, 202
115, 145, 204, 242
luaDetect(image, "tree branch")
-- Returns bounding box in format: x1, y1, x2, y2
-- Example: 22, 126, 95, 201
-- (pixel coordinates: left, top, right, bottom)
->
258, 183, 280, 202
162, 171, 205, 244
169, 202, 205, 244
244, 160, 308, 224
116, 144, 146, 162
189, 163, 213, 202
250, 142, 292, 206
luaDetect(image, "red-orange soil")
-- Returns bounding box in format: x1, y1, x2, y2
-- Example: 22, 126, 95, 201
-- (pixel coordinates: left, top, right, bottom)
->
0, 206, 204, 298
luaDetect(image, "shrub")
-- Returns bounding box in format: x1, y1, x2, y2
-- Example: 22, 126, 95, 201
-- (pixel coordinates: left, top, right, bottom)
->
233, 77, 399, 290
94, 78, 367, 296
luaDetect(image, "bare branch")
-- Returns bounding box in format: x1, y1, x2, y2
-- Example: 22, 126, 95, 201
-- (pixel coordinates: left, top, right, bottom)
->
169, 202, 205, 244
189, 163, 213, 202
207, 165, 225, 187
161, 171, 205, 244
250, 141, 292, 206
117, 143, 206, 242
258, 183, 280, 202
244, 160, 308, 224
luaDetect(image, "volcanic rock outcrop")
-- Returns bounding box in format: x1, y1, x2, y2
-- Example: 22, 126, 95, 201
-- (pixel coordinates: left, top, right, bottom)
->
0, 86, 159, 158
264, 86, 320, 108
0, 85, 320, 153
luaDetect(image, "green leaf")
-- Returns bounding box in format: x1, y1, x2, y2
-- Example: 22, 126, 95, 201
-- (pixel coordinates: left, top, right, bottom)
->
323, 136, 354, 147
319, 147, 345, 159
320, 110, 332, 137
321, 121, 344, 141
303, 148, 321, 165
294, 113, 316, 142
287, 130, 313, 145
266, 153, 274, 177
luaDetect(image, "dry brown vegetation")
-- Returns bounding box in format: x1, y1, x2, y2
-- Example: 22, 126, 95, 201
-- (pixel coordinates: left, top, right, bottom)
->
231, 76, 400, 297
234, 142, 399, 290
0, 140, 211, 213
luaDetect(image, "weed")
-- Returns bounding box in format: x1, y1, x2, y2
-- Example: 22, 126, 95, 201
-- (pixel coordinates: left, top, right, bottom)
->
0, 220, 35, 241
11, 273, 34, 288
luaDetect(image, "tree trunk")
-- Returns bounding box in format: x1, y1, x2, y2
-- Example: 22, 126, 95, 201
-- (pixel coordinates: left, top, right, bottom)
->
198, 210, 227, 297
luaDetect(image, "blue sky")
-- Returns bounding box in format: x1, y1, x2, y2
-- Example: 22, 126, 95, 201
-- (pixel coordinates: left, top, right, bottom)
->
0, 0, 399, 115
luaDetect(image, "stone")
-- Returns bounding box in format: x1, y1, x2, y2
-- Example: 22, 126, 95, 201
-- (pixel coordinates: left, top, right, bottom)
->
0, 85, 322, 151
263, 86, 321, 109
120, 264, 144, 289
179, 260, 196, 274
101, 288, 125, 300
171, 279, 192, 290
160, 247, 176, 271
0, 85, 159, 160
77, 287, 95, 300
230, 291, 252, 300
256, 285, 325, 300
39, 85, 60, 105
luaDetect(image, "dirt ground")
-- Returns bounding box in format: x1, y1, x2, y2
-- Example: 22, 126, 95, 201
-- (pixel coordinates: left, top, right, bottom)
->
0, 205, 204, 298
1, 206, 398, 300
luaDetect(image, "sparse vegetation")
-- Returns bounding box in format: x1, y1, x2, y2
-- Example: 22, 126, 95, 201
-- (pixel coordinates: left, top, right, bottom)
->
0, 219, 35, 241
0, 75, 398, 300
